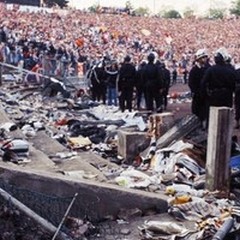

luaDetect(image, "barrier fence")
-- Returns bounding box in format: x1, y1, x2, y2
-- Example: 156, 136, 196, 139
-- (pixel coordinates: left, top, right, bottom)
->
0, 180, 103, 239
0, 61, 89, 93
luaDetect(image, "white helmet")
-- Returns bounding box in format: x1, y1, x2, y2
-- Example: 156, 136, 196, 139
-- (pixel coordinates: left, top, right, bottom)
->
215, 47, 229, 62
195, 49, 208, 61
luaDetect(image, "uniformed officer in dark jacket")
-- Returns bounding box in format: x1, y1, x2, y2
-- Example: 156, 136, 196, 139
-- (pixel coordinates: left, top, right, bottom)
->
135, 61, 147, 110
188, 49, 210, 123
161, 62, 171, 110
118, 55, 136, 112
142, 53, 163, 112
201, 48, 236, 120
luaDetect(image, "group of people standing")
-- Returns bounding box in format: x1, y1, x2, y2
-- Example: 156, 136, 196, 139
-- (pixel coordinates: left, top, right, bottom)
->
188, 47, 239, 129
87, 53, 171, 113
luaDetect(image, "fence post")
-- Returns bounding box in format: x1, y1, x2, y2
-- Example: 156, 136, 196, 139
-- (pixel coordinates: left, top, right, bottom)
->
205, 107, 233, 195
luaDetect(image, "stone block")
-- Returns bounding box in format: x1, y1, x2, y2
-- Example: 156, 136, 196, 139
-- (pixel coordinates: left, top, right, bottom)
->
118, 129, 150, 163
0, 165, 169, 222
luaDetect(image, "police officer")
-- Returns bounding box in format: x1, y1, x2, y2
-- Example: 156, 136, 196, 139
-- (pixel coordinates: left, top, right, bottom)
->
188, 49, 210, 123
201, 48, 236, 121
135, 61, 147, 110
161, 62, 171, 110
142, 53, 163, 112
118, 55, 136, 112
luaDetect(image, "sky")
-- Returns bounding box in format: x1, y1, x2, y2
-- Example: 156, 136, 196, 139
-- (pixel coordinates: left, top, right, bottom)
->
68, 0, 233, 15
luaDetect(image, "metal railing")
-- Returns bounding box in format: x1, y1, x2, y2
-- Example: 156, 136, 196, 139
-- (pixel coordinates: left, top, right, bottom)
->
0, 61, 89, 94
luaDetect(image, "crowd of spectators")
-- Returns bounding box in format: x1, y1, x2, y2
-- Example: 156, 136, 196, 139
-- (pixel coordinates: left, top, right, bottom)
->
0, 3, 240, 81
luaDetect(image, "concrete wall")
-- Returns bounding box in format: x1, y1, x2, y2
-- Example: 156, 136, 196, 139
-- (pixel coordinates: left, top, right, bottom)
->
0, 165, 168, 222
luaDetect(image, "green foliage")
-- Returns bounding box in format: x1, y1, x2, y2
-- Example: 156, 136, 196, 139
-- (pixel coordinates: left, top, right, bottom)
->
208, 8, 225, 19
44, 0, 68, 8
230, 0, 240, 15
125, 0, 133, 11
183, 8, 195, 18
133, 7, 150, 16
88, 4, 100, 13
162, 10, 182, 19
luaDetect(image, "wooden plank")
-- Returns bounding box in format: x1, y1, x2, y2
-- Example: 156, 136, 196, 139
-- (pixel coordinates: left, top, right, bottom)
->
205, 107, 233, 194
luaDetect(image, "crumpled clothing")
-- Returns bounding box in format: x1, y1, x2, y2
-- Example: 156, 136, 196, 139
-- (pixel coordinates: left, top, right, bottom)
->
169, 198, 221, 220
139, 220, 197, 240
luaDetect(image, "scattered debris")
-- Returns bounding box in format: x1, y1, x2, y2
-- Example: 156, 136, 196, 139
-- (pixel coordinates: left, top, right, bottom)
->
0, 71, 240, 239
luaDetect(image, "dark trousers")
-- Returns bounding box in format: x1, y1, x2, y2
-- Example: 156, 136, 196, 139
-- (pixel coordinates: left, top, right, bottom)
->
91, 84, 106, 104
192, 93, 207, 121
136, 87, 145, 109
119, 87, 133, 112
145, 85, 161, 111
162, 88, 169, 109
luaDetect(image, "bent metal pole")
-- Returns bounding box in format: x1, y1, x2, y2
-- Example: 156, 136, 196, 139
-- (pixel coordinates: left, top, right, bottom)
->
52, 192, 78, 240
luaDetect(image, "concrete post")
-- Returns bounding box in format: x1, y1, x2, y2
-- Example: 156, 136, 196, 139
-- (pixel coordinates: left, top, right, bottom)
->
205, 107, 233, 195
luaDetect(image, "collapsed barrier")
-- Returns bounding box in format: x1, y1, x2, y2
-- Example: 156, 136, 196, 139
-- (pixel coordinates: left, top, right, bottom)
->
0, 62, 89, 94
0, 177, 147, 240
0, 179, 102, 239
0, 186, 70, 240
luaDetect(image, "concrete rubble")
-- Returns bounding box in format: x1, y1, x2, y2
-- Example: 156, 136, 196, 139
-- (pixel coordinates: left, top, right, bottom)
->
0, 72, 240, 240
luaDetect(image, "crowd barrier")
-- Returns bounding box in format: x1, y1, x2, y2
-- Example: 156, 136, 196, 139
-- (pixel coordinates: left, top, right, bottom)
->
0, 61, 89, 94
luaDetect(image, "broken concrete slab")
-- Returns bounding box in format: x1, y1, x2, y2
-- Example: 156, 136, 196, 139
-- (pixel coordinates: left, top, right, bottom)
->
0, 102, 121, 181
0, 165, 169, 222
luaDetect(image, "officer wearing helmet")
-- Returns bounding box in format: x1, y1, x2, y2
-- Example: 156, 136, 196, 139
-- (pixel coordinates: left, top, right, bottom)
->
201, 47, 236, 123
142, 52, 164, 112
188, 48, 210, 125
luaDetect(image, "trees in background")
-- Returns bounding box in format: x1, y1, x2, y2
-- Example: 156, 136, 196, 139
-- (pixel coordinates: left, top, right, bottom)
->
41, 0, 240, 18
43, 0, 68, 8
183, 7, 195, 18
133, 7, 150, 16
208, 7, 225, 19
162, 10, 182, 19
230, 0, 240, 16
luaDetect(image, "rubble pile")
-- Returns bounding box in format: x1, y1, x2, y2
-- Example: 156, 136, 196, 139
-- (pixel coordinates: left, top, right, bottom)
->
0, 73, 240, 239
